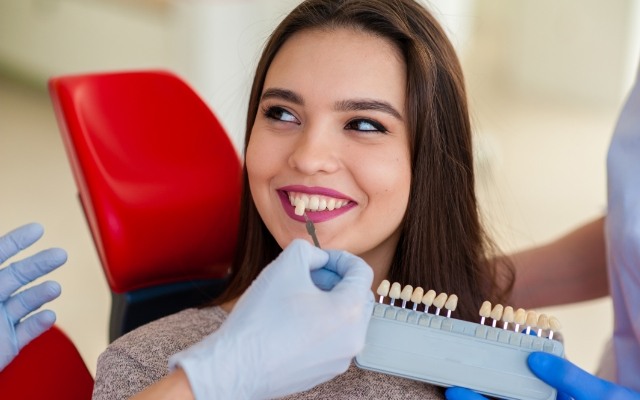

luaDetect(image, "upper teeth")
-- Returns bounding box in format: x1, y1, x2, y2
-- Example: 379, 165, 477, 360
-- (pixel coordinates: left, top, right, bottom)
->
288, 192, 349, 214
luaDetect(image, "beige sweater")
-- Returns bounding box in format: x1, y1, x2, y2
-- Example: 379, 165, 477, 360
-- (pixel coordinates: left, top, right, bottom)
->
92, 306, 444, 399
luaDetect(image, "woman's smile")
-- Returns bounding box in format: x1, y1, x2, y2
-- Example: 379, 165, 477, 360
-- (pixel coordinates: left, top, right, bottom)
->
277, 185, 357, 223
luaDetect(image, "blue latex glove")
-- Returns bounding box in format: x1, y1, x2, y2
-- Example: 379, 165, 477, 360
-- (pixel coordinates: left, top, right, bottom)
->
527, 352, 640, 400
0, 223, 65, 371
170, 239, 374, 400
444, 352, 640, 400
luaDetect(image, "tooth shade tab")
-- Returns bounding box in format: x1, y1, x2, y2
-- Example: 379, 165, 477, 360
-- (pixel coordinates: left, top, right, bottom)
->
389, 282, 402, 299
490, 304, 504, 320
525, 311, 538, 335
294, 199, 305, 216
502, 306, 515, 323
537, 314, 550, 337
422, 290, 436, 306
400, 285, 414, 301
444, 294, 458, 318
410, 287, 424, 311
525, 311, 538, 327
501, 306, 514, 329
410, 287, 424, 304
376, 280, 391, 297
549, 316, 562, 331
444, 295, 458, 311
514, 308, 527, 325
490, 304, 503, 327
479, 301, 492, 318
548, 315, 561, 340
537, 314, 550, 330
433, 293, 448, 309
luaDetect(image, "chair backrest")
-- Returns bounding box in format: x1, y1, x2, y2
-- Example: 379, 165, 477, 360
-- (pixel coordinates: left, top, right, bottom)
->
49, 70, 242, 339
0, 326, 94, 399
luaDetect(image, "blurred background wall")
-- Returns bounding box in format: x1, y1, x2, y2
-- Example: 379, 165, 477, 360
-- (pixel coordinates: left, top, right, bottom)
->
1, 0, 638, 378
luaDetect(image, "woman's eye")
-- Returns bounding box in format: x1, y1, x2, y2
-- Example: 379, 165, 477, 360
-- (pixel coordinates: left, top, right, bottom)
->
345, 119, 388, 133
263, 106, 299, 124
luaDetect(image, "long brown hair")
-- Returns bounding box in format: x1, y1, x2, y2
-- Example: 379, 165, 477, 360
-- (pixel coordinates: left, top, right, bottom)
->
215, 0, 514, 322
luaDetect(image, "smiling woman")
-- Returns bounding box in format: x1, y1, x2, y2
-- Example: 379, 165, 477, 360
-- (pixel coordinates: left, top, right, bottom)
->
246, 27, 411, 288
92, 1, 514, 399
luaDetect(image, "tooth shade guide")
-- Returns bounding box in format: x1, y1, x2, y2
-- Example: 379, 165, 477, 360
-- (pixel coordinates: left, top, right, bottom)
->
376, 280, 390, 304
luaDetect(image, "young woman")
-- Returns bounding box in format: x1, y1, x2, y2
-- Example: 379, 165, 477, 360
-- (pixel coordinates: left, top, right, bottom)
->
93, 0, 513, 398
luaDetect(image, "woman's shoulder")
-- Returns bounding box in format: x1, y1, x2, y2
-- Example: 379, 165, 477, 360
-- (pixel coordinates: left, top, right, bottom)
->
281, 362, 444, 399
93, 306, 228, 400
108, 306, 228, 356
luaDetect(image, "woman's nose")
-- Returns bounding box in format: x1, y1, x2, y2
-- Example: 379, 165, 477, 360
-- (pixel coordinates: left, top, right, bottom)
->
287, 127, 340, 175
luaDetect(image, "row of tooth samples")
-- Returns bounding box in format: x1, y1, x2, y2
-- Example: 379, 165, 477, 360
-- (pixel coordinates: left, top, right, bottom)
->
478, 301, 562, 340
376, 280, 458, 318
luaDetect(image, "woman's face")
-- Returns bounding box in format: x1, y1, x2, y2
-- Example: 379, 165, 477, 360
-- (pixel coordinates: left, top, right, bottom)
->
246, 27, 411, 279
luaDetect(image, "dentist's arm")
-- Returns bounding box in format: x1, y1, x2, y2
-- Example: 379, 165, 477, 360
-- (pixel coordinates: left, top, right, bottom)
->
507, 217, 607, 309
133, 239, 374, 400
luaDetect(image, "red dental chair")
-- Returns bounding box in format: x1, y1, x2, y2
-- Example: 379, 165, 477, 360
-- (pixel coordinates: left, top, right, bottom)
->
0, 326, 94, 399
49, 70, 242, 342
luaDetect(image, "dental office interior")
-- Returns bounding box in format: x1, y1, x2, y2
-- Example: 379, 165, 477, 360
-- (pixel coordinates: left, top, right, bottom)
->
1, 0, 639, 379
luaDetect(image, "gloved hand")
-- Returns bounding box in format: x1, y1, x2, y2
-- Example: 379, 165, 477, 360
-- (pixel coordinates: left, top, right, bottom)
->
169, 239, 374, 400
0, 223, 65, 371
444, 352, 640, 400
527, 352, 640, 400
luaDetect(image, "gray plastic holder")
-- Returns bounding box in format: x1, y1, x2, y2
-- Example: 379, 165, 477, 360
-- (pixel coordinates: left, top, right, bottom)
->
355, 303, 564, 400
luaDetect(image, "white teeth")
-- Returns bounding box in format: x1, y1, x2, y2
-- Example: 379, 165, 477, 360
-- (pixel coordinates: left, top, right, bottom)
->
318, 198, 327, 211
327, 198, 336, 210
308, 196, 320, 211
287, 192, 349, 213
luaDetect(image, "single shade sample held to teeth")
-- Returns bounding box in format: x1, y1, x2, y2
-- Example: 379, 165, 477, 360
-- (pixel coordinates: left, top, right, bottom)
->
294, 198, 306, 216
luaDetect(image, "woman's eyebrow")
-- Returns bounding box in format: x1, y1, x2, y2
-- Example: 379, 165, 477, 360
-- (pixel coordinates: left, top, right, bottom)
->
334, 99, 403, 121
260, 88, 304, 105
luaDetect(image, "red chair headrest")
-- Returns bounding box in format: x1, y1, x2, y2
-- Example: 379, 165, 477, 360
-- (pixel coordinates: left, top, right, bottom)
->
49, 70, 242, 293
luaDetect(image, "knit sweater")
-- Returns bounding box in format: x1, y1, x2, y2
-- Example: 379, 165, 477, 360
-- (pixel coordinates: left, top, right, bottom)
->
92, 306, 444, 399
